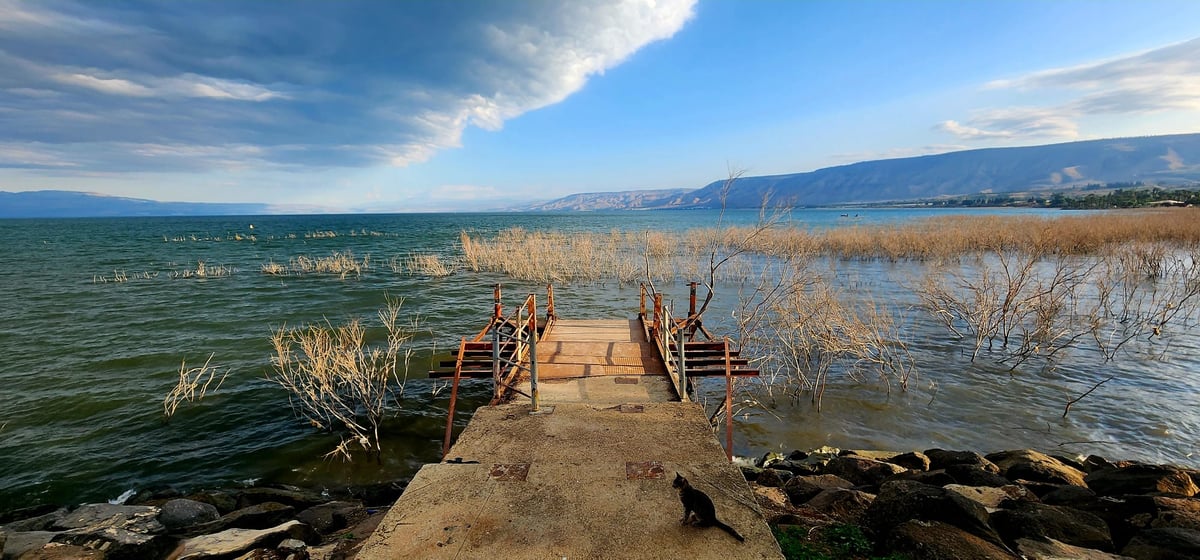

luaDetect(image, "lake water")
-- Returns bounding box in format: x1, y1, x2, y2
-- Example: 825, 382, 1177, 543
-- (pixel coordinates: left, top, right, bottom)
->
1, 208, 1197, 512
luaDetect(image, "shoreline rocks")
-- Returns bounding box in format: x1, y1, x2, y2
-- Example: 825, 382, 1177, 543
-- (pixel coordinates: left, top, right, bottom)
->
0, 481, 407, 560
750, 446, 1200, 559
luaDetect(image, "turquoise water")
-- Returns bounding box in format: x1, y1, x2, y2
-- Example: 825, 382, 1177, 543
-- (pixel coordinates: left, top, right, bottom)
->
1, 208, 1197, 512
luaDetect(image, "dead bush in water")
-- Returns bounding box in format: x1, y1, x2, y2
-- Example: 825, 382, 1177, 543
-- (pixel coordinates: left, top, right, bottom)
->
259, 251, 369, 279
268, 297, 415, 460
170, 260, 235, 279
390, 253, 456, 277
163, 353, 229, 421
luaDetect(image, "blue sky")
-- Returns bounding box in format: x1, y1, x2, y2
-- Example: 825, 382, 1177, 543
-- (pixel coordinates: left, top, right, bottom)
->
2, 0, 1200, 211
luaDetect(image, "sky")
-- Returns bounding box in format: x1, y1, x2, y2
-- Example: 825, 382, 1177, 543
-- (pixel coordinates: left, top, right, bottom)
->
2, 0, 1200, 212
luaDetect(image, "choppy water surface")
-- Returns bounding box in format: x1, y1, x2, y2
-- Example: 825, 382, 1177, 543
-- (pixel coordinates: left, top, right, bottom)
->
1, 209, 1197, 511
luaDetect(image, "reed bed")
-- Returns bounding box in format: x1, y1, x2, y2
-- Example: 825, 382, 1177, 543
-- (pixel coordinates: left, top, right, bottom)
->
170, 261, 235, 279
92, 270, 159, 283
260, 251, 370, 279
390, 253, 457, 277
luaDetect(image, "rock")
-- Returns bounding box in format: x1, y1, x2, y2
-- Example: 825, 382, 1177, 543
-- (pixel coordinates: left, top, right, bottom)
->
885, 519, 1017, 559
1051, 454, 1089, 473
757, 451, 785, 468
1084, 455, 1119, 473
783, 475, 854, 505
785, 449, 808, 461
278, 538, 307, 557
947, 464, 1015, 488
1071, 495, 1156, 550
4, 531, 57, 560
235, 487, 325, 511
0, 531, 5, 556
182, 491, 238, 516
0, 509, 68, 533
925, 449, 1000, 473
1120, 527, 1200, 559
990, 501, 1114, 551
188, 503, 297, 535
157, 500, 219, 532
0, 505, 60, 526
51, 527, 176, 560
1016, 537, 1133, 559
802, 488, 875, 524
330, 481, 408, 509
889, 451, 931, 472
768, 459, 823, 476
172, 520, 319, 560
739, 465, 762, 482
752, 486, 791, 516
1086, 465, 1200, 497
888, 469, 957, 487
824, 455, 907, 487
51, 505, 164, 535
1126, 496, 1200, 532
840, 449, 898, 461
986, 450, 1088, 487
295, 502, 365, 536
12, 543, 106, 560
945, 484, 1038, 511
1041, 485, 1099, 506
754, 468, 793, 488
129, 486, 181, 507
862, 480, 1006, 550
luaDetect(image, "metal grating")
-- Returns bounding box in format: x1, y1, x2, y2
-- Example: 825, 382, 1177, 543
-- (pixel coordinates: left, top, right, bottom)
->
489, 463, 530, 481
625, 461, 664, 480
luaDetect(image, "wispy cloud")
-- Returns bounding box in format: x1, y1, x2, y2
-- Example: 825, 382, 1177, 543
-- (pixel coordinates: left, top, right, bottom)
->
940, 37, 1200, 141
0, 0, 697, 174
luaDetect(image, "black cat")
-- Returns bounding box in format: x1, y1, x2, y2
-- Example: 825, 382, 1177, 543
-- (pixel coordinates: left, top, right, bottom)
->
672, 472, 745, 542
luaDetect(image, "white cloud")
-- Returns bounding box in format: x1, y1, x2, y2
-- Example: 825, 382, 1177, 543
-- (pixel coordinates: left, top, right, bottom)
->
52, 71, 286, 101
941, 37, 1200, 141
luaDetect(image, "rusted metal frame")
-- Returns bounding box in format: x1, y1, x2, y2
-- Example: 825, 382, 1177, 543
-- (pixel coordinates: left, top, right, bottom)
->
443, 336, 467, 459
724, 336, 733, 462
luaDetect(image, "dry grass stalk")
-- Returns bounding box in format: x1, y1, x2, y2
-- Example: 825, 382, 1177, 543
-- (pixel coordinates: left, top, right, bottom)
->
390, 253, 456, 277
170, 260, 235, 279
268, 296, 414, 460
259, 251, 370, 279
163, 353, 229, 421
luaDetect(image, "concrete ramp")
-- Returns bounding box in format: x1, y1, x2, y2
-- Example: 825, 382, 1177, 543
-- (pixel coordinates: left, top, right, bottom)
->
356, 402, 782, 559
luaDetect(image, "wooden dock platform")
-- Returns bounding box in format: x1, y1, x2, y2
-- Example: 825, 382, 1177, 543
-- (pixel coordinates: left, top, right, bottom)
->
358, 287, 780, 559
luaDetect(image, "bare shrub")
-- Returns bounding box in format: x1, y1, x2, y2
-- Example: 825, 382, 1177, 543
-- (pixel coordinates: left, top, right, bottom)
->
268, 297, 414, 460
170, 260, 235, 279
391, 253, 456, 277
163, 353, 229, 421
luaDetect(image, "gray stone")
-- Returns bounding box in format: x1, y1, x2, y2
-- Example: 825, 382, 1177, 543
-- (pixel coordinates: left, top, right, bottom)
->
52, 526, 176, 560
182, 491, 238, 515
185, 502, 297, 536
278, 538, 307, 553
990, 501, 1114, 552
157, 500, 219, 532
863, 480, 1007, 550
235, 487, 325, 511
295, 502, 365, 536
888, 451, 931, 472
885, 520, 1017, 559
783, 474, 854, 505
824, 455, 907, 487
12, 543, 106, 560
1016, 537, 1133, 559
986, 450, 1088, 487
1086, 465, 1200, 497
2, 531, 57, 560
925, 449, 1000, 473
754, 468, 793, 488
739, 465, 762, 482
0, 509, 67, 533
945, 484, 1037, 511
1120, 527, 1200, 559
173, 520, 319, 560
802, 488, 875, 524
51, 505, 163, 535
947, 464, 1014, 487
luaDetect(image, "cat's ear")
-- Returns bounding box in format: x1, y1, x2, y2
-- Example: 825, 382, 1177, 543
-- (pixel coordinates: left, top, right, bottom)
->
674, 472, 683, 481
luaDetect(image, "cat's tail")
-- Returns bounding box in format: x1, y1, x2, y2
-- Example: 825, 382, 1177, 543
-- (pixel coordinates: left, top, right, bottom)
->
713, 520, 745, 542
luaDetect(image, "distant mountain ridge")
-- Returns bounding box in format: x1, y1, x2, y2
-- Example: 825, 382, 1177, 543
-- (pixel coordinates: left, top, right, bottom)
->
0, 190, 269, 218
520, 188, 691, 211
528, 133, 1200, 210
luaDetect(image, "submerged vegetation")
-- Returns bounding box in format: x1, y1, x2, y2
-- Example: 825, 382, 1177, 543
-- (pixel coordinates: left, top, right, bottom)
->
461, 209, 1200, 412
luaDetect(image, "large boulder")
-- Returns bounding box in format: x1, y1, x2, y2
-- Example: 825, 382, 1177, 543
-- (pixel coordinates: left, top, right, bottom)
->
51, 505, 163, 535
1041, 485, 1099, 507
986, 450, 1088, 487
947, 464, 1016, 488
2, 531, 57, 560
172, 520, 319, 560
990, 501, 1114, 551
783, 475, 854, 505
862, 480, 1006, 549
945, 484, 1038, 511
925, 449, 1000, 473
0, 509, 67, 533
295, 501, 366, 536
1086, 465, 1199, 497
185, 503, 297, 535
754, 468, 793, 488
11, 543, 106, 560
801, 488, 875, 524
884, 520, 1016, 559
888, 451, 932, 472
888, 469, 957, 487
157, 500, 219, 532
235, 487, 325, 510
1016, 538, 1133, 560
823, 455, 907, 487
1120, 527, 1200, 559
1126, 496, 1200, 532
52, 527, 176, 560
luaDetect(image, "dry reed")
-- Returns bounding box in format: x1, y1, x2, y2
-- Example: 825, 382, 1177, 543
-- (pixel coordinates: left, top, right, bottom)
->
163, 353, 229, 421
259, 251, 370, 279
170, 261, 235, 279
390, 253, 456, 277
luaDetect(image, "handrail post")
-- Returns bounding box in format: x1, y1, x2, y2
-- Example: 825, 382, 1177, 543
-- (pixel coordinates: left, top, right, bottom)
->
546, 284, 555, 320
443, 337, 466, 459
688, 282, 698, 317
492, 319, 502, 402
494, 283, 502, 321
677, 317, 687, 401
639, 284, 647, 317
529, 299, 539, 412
724, 337, 733, 461
653, 293, 663, 332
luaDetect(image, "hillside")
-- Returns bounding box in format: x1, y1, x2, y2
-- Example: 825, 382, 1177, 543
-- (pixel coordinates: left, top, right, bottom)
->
0, 191, 269, 218
520, 188, 691, 211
